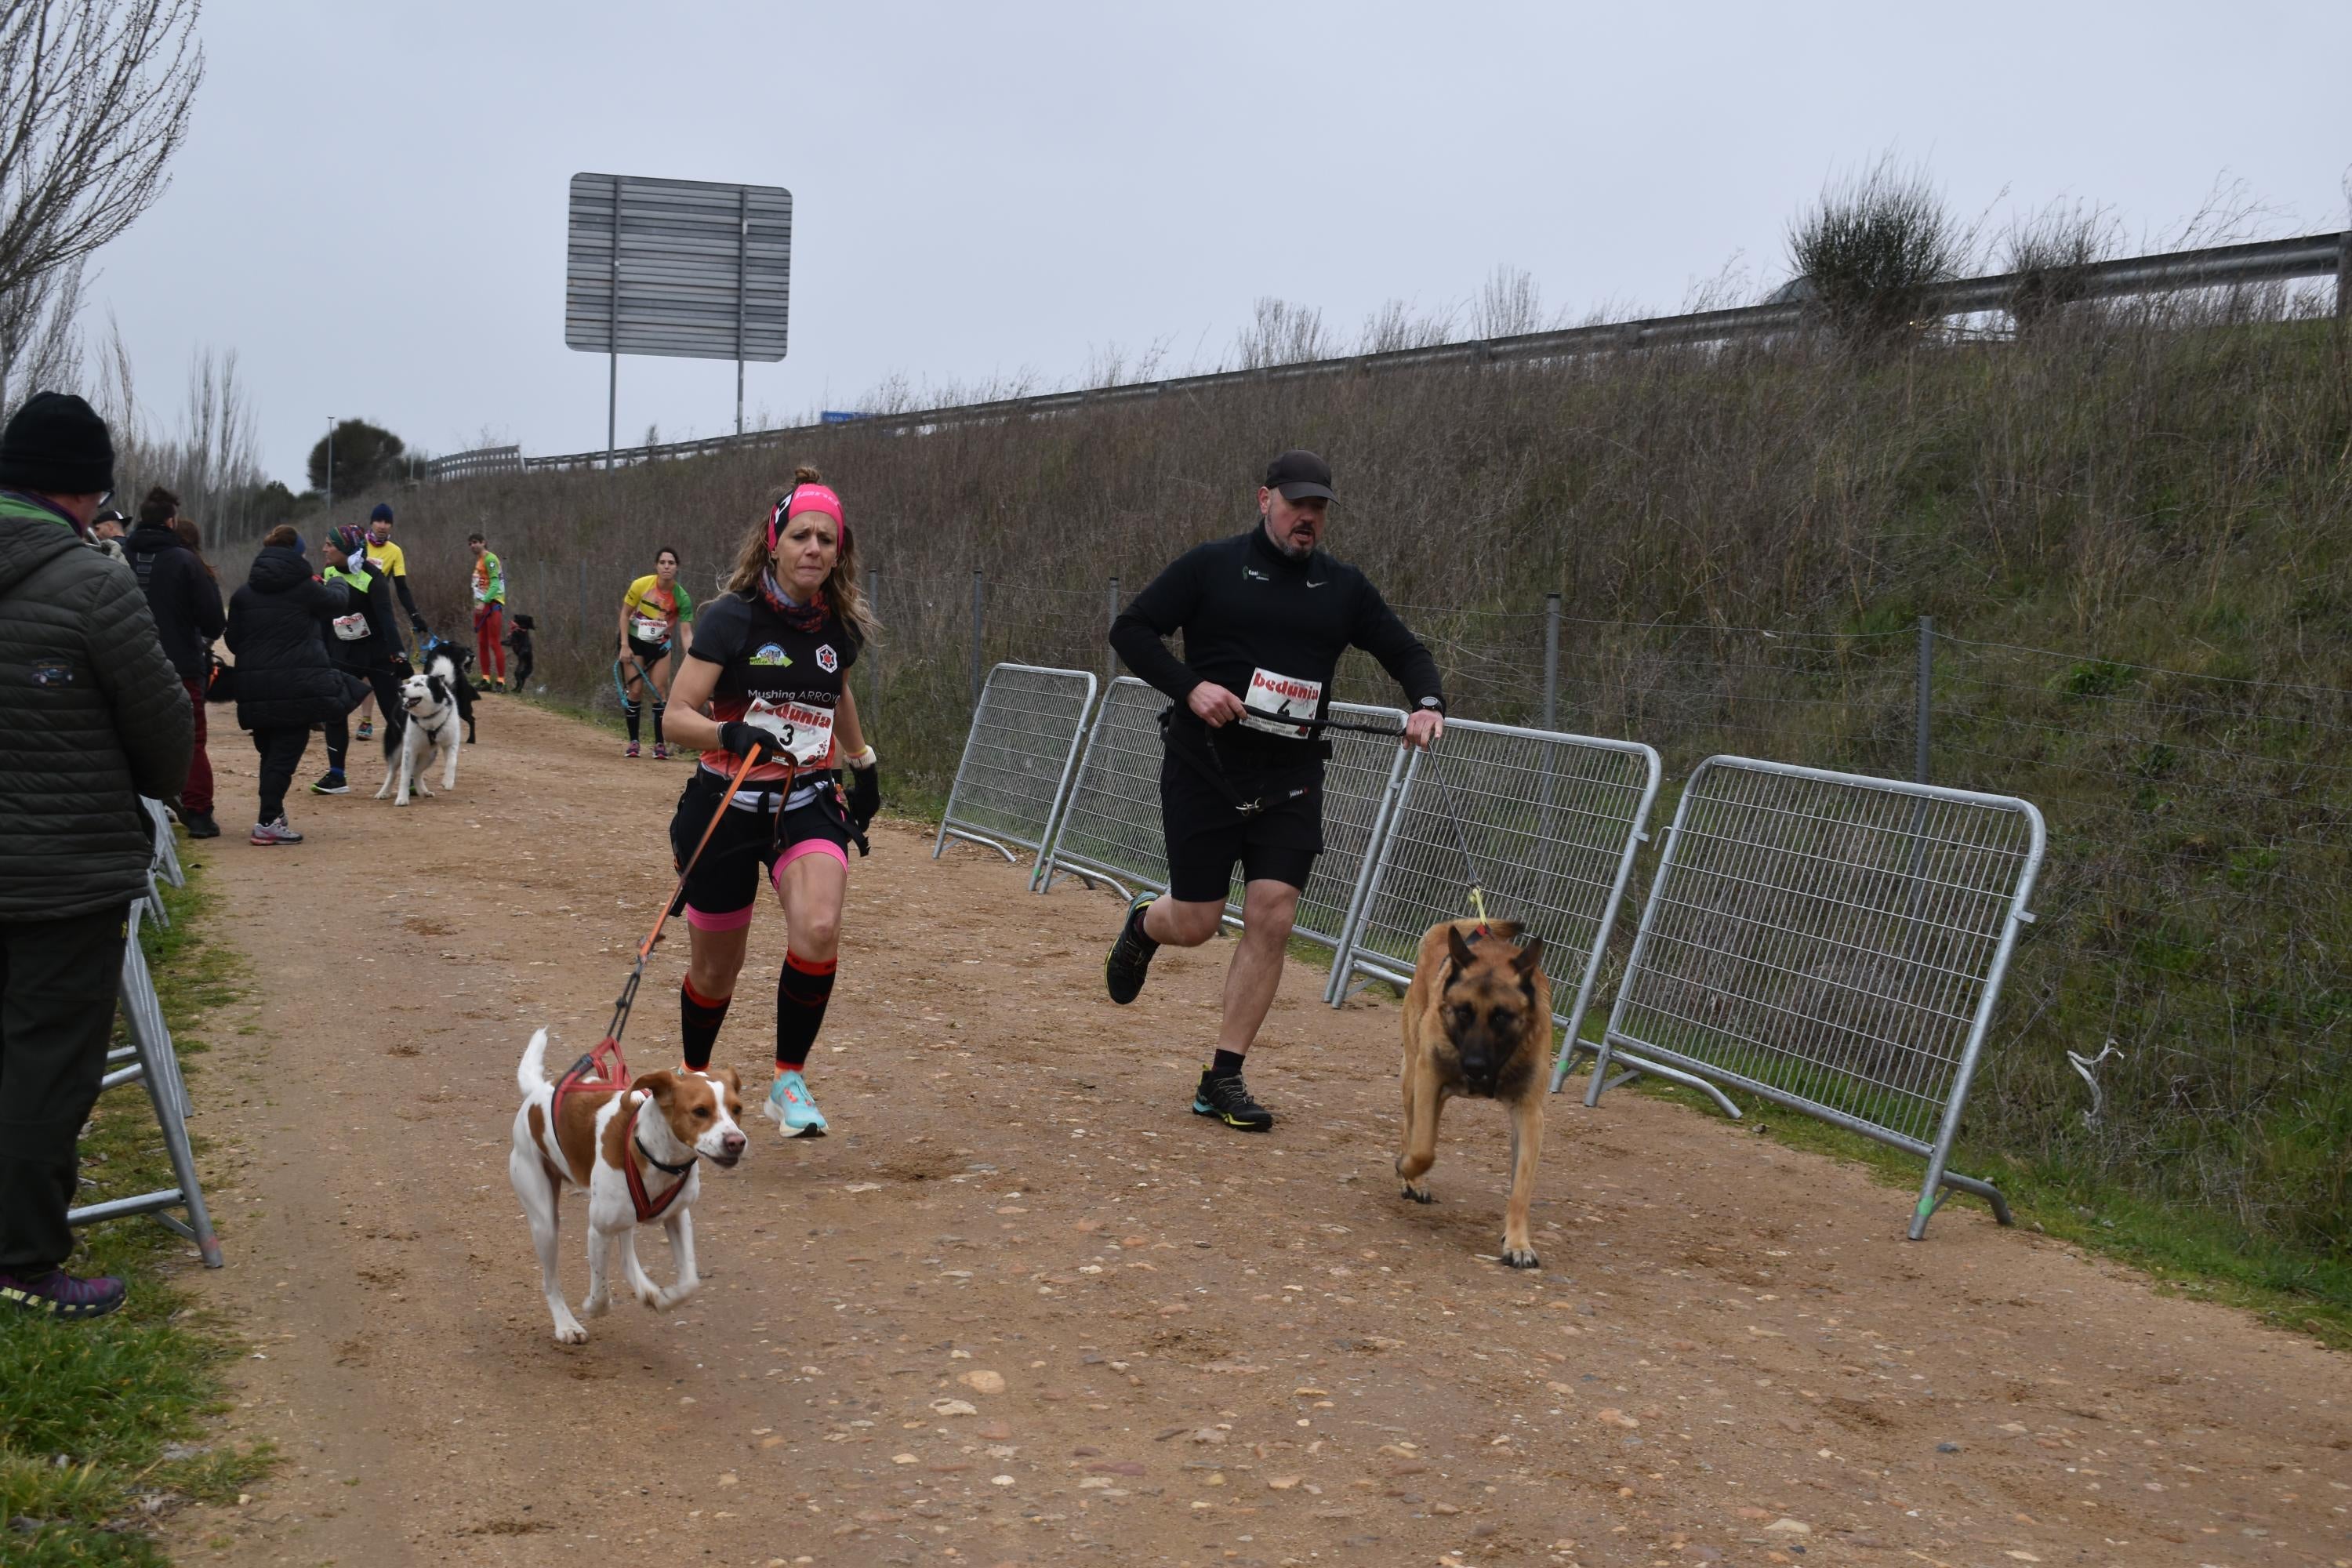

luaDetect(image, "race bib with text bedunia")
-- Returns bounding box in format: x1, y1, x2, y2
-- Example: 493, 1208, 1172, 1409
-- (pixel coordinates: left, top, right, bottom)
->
1240, 667, 1323, 739
745, 695, 837, 766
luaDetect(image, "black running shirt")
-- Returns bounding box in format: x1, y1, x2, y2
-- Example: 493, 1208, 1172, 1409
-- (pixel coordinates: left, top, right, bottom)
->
688, 590, 859, 784
1109, 526, 1443, 765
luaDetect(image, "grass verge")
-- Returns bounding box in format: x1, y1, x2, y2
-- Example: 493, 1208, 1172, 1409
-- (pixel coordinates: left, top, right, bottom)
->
0, 858, 273, 1566
1614, 1072, 2352, 1352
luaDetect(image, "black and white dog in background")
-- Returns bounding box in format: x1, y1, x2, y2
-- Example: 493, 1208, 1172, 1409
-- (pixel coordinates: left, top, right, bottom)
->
377, 652, 466, 805
418, 634, 479, 743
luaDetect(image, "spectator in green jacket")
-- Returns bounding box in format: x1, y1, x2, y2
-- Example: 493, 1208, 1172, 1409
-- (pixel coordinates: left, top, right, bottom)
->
0, 391, 192, 1321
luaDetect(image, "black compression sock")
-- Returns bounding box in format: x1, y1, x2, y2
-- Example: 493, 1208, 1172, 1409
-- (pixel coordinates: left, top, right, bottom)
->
776, 949, 838, 1070
624, 701, 641, 742
652, 701, 667, 744
681, 979, 731, 1071
1209, 1049, 1246, 1080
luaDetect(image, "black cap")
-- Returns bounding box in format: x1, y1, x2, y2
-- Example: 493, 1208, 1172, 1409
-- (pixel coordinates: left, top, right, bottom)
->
0, 391, 115, 496
1263, 448, 1334, 503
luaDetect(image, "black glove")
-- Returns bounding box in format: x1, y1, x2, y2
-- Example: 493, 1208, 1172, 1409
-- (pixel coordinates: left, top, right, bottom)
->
717, 720, 768, 761
845, 761, 880, 833
387, 650, 412, 676
410, 615, 430, 636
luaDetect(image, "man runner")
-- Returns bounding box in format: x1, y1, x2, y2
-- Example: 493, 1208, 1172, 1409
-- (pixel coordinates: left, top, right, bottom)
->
1105, 448, 1443, 1131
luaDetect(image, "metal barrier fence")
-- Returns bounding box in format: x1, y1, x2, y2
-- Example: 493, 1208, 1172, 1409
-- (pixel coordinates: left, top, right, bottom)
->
1035, 677, 1410, 947
932, 663, 1098, 877
1322, 720, 1661, 1087
67, 804, 223, 1266
1588, 757, 2045, 1239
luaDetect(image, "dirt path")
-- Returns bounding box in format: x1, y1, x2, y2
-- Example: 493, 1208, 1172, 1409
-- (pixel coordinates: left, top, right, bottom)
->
159, 699, 2350, 1568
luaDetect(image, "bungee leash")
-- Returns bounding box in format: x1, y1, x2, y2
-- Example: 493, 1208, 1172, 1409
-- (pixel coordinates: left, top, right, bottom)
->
1302, 713, 1490, 931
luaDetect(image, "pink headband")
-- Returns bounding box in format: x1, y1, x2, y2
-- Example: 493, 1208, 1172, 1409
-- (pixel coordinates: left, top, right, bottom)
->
769, 484, 847, 551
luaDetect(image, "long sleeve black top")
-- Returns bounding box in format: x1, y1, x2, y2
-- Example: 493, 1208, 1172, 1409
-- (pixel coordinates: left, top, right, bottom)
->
1109, 525, 1443, 765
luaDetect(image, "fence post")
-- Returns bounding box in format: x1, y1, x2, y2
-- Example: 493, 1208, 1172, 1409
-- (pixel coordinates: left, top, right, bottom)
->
579, 561, 589, 645
1105, 575, 1119, 688
970, 568, 984, 713
2338, 231, 2351, 322
1915, 615, 1934, 786
1542, 593, 1561, 731
866, 568, 880, 731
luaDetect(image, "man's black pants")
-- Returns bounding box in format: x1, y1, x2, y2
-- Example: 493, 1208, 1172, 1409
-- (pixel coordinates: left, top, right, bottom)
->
324, 663, 405, 773
0, 906, 129, 1273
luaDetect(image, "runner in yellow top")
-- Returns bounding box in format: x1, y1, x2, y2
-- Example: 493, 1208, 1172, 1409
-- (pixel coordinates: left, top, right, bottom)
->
354, 503, 426, 739
617, 546, 695, 758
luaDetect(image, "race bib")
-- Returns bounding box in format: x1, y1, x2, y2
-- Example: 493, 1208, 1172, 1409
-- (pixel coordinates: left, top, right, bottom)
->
629, 614, 671, 644
1240, 667, 1323, 739
745, 696, 836, 766
331, 612, 370, 641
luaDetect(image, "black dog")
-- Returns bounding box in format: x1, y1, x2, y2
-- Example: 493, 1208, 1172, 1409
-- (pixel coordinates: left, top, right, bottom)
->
503, 613, 535, 693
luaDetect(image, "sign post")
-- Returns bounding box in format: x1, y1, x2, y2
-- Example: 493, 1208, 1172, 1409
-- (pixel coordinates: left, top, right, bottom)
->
564, 173, 793, 460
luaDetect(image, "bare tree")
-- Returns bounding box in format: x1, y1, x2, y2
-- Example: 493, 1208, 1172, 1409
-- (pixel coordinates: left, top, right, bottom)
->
0, 250, 82, 408
0, 0, 203, 303
1234, 297, 1330, 369
1473, 265, 1545, 339
1358, 297, 1457, 354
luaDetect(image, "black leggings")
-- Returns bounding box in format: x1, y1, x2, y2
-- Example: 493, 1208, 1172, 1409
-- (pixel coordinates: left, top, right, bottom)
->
325, 664, 406, 772
250, 727, 310, 823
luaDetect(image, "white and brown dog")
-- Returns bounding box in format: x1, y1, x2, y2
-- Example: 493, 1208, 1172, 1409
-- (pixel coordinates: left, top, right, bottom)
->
507, 1029, 746, 1345
376, 655, 465, 805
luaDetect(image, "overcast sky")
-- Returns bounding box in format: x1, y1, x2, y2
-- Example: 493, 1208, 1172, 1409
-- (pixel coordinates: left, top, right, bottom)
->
78, 0, 2352, 488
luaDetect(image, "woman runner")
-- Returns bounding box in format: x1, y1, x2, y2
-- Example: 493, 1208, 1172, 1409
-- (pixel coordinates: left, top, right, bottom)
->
660, 466, 881, 1137
617, 546, 695, 758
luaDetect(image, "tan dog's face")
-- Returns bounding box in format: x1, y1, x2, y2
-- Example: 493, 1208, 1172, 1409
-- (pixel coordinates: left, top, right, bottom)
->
635, 1068, 748, 1167
1439, 927, 1547, 1098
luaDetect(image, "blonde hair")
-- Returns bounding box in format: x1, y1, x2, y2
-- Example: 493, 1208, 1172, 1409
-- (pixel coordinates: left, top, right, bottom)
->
724, 465, 880, 646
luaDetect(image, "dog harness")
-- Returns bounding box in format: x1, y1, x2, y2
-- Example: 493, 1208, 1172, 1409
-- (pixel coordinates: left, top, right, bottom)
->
624, 1105, 695, 1222
544, 1040, 697, 1223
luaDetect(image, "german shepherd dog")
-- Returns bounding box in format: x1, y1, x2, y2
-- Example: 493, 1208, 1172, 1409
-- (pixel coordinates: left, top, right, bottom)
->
1396, 920, 1552, 1269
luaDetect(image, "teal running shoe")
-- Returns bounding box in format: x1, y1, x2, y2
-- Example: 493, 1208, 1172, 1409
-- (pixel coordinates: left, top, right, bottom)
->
764, 1069, 828, 1138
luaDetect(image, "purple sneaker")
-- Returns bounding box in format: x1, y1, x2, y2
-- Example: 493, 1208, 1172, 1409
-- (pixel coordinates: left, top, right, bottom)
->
250, 817, 304, 845
0, 1267, 127, 1319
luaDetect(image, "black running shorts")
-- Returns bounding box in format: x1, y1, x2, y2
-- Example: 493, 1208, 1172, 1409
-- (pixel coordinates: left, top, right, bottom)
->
1159, 746, 1323, 903
670, 769, 852, 927
626, 636, 669, 672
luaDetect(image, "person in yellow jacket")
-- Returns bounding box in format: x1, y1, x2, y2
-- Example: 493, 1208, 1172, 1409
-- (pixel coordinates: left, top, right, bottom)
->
616, 546, 694, 758
355, 503, 426, 739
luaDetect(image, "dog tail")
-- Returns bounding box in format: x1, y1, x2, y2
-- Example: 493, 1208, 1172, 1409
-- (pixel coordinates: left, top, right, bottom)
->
518, 1028, 551, 1094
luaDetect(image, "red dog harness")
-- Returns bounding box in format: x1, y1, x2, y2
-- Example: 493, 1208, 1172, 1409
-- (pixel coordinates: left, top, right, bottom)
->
549, 1039, 695, 1223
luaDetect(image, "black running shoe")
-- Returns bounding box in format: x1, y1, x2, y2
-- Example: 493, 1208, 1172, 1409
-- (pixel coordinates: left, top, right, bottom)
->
1192, 1068, 1274, 1132
1104, 893, 1159, 1005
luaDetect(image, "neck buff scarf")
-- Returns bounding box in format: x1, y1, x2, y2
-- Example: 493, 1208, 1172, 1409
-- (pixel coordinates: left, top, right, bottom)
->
760, 568, 830, 633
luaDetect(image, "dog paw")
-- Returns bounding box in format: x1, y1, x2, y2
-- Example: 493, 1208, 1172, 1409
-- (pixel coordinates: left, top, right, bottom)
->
553, 1319, 588, 1345
1500, 1245, 1541, 1270
1400, 1182, 1435, 1204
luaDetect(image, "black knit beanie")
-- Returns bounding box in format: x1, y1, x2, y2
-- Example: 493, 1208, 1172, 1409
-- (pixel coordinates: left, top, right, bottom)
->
0, 392, 115, 495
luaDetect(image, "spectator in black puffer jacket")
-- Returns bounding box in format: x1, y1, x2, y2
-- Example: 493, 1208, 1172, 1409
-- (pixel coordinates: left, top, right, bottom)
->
226, 525, 360, 844
0, 391, 192, 1323
122, 487, 227, 839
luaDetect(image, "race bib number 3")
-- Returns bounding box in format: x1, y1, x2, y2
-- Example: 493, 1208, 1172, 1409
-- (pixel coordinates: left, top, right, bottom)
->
746, 697, 837, 765
1240, 667, 1323, 739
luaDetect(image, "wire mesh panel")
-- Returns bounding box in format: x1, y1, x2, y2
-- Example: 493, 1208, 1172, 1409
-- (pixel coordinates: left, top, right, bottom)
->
1036, 677, 1410, 948
933, 664, 1098, 871
1591, 756, 2045, 1238
1323, 721, 1660, 1083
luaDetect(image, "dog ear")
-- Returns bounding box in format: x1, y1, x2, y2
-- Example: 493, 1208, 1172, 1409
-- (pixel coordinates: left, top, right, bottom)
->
630, 1070, 676, 1105
1512, 935, 1545, 977
1446, 924, 1478, 975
